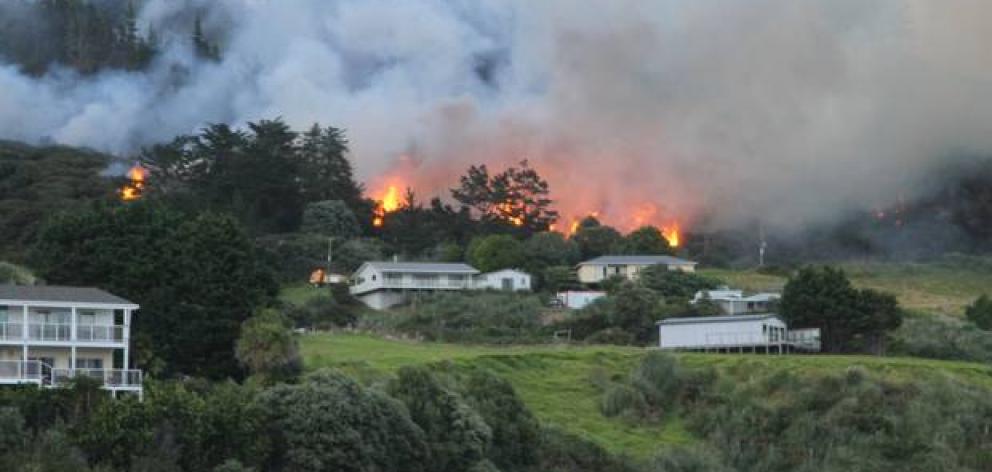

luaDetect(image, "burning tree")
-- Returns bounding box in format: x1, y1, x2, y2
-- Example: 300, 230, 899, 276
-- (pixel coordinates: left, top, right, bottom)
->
451, 160, 558, 233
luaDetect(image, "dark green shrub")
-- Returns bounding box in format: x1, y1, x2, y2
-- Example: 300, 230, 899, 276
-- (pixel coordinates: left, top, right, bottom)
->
600, 384, 648, 419
638, 266, 722, 300
462, 370, 541, 470
966, 294, 992, 330
631, 352, 682, 407
397, 292, 544, 343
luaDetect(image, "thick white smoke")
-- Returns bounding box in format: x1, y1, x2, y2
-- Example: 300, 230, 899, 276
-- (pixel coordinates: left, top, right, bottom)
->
2, 0, 992, 232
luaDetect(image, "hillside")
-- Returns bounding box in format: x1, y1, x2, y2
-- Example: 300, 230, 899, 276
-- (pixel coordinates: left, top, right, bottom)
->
700, 256, 992, 316
301, 333, 992, 459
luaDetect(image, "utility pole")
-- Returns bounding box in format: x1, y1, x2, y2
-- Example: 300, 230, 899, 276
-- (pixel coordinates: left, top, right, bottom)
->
326, 237, 334, 273
758, 223, 767, 267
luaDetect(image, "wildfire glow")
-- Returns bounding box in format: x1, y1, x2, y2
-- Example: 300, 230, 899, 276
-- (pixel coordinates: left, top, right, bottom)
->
372, 185, 401, 228
662, 222, 681, 248
120, 165, 147, 201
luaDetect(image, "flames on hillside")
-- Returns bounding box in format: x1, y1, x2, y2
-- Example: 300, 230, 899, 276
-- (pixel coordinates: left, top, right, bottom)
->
369, 177, 683, 248
119, 165, 147, 201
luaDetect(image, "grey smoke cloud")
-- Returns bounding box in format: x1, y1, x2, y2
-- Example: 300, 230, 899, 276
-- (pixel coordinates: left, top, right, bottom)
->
2, 0, 992, 232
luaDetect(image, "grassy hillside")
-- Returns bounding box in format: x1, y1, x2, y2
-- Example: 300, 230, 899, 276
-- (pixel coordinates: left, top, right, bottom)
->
701, 258, 992, 316
301, 333, 992, 459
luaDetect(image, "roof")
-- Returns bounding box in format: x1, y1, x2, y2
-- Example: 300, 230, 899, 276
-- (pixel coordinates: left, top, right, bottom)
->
0, 285, 137, 307
359, 262, 480, 274
656, 314, 782, 325
479, 268, 529, 276
578, 255, 697, 266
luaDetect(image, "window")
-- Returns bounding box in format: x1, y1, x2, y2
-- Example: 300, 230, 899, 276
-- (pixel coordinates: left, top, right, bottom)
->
78, 311, 97, 325
76, 358, 104, 369
371, 274, 377, 281
0, 305, 7, 324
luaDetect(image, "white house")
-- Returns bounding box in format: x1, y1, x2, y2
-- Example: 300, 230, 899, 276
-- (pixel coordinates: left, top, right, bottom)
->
554, 291, 607, 309
0, 285, 143, 397
656, 314, 820, 352
576, 255, 697, 284
692, 289, 781, 315
350, 262, 480, 310
474, 269, 532, 291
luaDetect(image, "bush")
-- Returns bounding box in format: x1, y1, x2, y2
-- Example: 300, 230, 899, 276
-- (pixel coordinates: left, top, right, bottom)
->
631, 352, 682, 408
259, 369, 429, 472
387, 367, 492, 472
396, 292, 544, 343
966, 294, 992, 330
461, 370, 541, 470
0, 261, 35, 284
648, 446, 732, 472
889, 314, 992, 363
637, 266, 722, 300
600, 384, 648, 419
286, 294, 358, 329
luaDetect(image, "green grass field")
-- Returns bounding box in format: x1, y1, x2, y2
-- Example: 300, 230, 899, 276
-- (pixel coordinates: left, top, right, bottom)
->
702, 259, 992, 316
301, 333, 992, 458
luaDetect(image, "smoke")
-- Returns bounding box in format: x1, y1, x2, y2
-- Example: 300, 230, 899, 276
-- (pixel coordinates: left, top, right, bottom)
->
2, 0, 992, 233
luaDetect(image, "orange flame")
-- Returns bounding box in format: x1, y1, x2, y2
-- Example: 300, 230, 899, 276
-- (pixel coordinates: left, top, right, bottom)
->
372, 185, 401, 227
662, 222, 681, 248
120, 165, 147, 201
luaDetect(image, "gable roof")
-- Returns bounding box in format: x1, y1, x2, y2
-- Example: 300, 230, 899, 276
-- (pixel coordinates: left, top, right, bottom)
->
656, 313, 782, 325
0, 285, 137, 307
479, 268, 529, 277
358, 262, 480, 274
578, 255, 697, 266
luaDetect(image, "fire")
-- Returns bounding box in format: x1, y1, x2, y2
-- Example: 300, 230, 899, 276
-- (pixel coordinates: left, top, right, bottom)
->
495, 201, 525, 227
372, 185, 401, 227
662, 222, 681, 248
119, 165, 147, 201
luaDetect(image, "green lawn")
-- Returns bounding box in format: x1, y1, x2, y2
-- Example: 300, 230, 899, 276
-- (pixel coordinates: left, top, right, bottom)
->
278, 283, 327, 306
301, 333, 992, 458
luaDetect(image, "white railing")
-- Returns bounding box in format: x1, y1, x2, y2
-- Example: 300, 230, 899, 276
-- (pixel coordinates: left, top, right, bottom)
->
28, 323, 72, 341
0, 360, 42, 384
76, 324, 124, 342
353, 279, 473, 294
51, 368, 143, 389
0, 323, 124, 343
0, 322, 24, 341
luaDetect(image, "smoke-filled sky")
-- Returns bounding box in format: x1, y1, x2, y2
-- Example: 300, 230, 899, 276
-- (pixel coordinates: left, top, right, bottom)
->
2, 0, 992, 232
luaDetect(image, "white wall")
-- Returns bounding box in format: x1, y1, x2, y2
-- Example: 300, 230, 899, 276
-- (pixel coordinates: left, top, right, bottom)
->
476, 270, 531, 291
658, 318, 787, 349
556, 291, 606, 309
355, 291, 409, 310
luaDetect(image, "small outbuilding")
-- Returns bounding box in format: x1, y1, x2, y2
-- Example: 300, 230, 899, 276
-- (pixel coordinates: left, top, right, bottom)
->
656, 314, 819, 352
475, 269, 532, 291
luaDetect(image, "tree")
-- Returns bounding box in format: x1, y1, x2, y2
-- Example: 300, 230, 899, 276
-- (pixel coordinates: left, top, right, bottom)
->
966, 294, 992, 330
467, 234, 526, 273
523, 232, 580, 272
780, 266, 903, 353
571, 225, 623, 260
638, 266, 722, 300
617, 226, 674, 255
259, 370, 429, 472
297, 124, 363, 209
461, 370, 540, 471
32, 202, 277, 378
451, 161, 558, 233
235, 309, 302, 383
192, 14, 220, 61
387, 367, 492, 472
300, 200, 360, 238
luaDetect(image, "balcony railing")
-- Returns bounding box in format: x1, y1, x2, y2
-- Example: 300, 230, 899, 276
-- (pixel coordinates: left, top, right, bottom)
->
0, 323, 124, 343
52, 368, 143, 389
0, 360, 43, 384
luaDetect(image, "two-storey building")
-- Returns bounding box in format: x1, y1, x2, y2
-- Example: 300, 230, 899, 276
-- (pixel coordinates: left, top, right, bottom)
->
0, 285, 143, 397
350, 262, 480, 309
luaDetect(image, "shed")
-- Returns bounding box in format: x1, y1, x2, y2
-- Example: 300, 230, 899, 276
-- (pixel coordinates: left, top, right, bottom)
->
656, 314, 787, 350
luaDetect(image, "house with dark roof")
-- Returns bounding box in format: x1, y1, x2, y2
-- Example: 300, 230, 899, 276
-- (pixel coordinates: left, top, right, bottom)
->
0, 285, 143, 397
576, 255, 697, 284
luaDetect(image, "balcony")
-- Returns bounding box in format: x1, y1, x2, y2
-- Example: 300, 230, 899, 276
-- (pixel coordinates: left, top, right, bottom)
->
52, 368, 143, 390
0, 360, 43, 384
0, 322, 125, 344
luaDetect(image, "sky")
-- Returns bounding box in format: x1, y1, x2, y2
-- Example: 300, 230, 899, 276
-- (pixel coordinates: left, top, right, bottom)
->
2, 0, 992, 232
